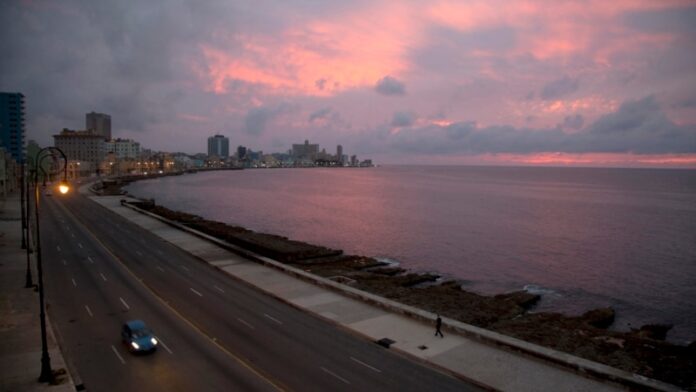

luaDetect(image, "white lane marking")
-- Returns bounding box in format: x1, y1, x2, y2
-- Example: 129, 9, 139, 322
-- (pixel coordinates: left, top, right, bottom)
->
87, 256, 94, 264
62, 259, 67, 266
320, 367, 350, 384
56, 245, 61, 252
180, 265, 190, 272
100, 273, 107, 282
214, 285, 225, 294
237, 318, 255, 330
71, 278, 77, 287
78, 243, 83, 249
85, 305, 93, 317
120, 297, 130, 310
157, 337, 173, 354
350, 357, 382, 373
156, 266, 165, 272
190, 288, 203, 297
111, 345, 125, 364
71, 233, 75, 238
136, 250, 143, 256
264, 314, 282, 325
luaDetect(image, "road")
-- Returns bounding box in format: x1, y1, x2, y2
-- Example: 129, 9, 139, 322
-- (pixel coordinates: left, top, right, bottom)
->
40, 191, 480, 391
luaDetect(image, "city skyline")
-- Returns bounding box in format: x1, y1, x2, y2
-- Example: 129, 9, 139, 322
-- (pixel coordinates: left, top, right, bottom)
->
1, 1, 695, 167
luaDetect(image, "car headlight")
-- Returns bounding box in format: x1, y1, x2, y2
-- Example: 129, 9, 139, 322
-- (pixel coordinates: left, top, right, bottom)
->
131, 341, 140, 350
151, 338, 158, 345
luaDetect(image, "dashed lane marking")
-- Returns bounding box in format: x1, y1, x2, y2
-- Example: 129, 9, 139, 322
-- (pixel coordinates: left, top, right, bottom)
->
350, 357, 382, 373
214, 285, 225, 294
87, 256, 94, 264
100, 273, 107, 282
264, 314, 282, 325
71, 278, 76, 287
181, 265, 190, 272
111, 345, 125, 364
62, 259, 67, 266
78, 243, 83, 249
156, 266, 165, 272
85, 305, 93, 317
119, 297, 130, 310
190, 288, 203, 297
56, 245, 61, 252
237, 318, 254, 330
136, 250, 143, 256
157, 337, 173, 354
320, 367, 350, 384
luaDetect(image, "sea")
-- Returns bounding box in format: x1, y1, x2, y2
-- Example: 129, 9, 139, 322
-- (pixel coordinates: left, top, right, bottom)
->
124, 165, 696, 343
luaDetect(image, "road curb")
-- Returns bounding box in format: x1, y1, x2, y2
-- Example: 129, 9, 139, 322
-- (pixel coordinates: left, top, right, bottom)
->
120, 199, 681, 392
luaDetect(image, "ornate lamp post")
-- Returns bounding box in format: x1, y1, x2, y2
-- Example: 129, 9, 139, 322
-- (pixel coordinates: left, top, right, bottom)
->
32, 147, 69, 383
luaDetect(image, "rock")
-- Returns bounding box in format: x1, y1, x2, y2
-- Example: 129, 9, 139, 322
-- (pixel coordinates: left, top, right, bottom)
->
494, 291, 541, 310
633, 324, 673, 341
581, 308, 615, 329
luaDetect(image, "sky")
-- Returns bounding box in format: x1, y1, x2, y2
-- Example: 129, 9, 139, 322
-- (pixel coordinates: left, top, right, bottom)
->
1, 0, 695, 167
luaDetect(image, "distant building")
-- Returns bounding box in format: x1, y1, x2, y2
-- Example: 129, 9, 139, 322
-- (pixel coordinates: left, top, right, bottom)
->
237, 145, 247, 160
105, 138, 140, 159
53, 129, 105, 174
207, 134, 229, 158
292, 139, 319, 161
0, 92, 25, 163
336, 144, 343, 164
86, 112, 111, 140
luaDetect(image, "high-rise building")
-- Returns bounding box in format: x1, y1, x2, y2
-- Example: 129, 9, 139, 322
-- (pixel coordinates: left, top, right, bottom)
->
86, 111, 112, 140
336, 145, 343, 163
291, 139, 319, 161
0, 92, 26, 162
53, 129, 105, 174
237, 145, 247, 160
207, 134, 229, 158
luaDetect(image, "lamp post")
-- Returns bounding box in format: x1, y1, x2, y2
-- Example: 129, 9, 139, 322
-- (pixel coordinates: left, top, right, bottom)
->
32, 146, 69, 383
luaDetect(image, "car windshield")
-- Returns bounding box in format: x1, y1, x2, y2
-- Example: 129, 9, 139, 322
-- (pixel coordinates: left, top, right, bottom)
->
131, 328, 152, 338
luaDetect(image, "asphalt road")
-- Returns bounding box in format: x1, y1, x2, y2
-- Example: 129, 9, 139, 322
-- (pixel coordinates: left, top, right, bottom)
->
40, 191, 480, 392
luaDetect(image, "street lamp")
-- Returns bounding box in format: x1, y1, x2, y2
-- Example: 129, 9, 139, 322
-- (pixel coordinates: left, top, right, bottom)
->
32, 146, 69, 383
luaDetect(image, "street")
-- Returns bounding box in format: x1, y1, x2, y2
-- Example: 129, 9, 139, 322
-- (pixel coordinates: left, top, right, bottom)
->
40, 191, 479, 391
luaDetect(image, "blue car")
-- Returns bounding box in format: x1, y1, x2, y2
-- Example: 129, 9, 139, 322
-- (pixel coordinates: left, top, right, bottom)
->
121, 320, 158, 353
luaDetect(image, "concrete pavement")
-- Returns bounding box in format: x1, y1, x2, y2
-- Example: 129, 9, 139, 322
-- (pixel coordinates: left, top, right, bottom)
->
0, 192, 75, 392
91, 193, 669, 392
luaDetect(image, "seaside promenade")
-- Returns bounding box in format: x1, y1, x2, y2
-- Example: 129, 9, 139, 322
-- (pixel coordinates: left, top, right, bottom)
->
0, 186, 681, 391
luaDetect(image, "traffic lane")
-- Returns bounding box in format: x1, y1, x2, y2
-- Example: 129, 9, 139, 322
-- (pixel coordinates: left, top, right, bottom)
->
62, 194, 478, 391
42, 197, 282, 392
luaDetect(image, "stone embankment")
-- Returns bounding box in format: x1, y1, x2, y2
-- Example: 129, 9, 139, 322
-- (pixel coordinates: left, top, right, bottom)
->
123, 199, 696, 389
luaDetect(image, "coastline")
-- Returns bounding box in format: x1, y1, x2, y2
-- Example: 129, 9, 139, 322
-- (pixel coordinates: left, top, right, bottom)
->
98, 172, 695, 389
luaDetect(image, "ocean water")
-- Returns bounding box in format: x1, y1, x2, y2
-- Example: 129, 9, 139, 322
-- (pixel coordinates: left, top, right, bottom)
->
125, 166, 696, 343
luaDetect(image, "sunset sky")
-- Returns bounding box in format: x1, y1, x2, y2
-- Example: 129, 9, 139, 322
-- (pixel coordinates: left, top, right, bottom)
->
1, 0, 695, 166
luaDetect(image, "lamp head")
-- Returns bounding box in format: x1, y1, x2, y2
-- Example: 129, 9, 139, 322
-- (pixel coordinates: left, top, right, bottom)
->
58, 182, 70, 195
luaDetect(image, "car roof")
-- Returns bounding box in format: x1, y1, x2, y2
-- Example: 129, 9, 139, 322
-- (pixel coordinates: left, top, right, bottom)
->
125, 320, 147, 330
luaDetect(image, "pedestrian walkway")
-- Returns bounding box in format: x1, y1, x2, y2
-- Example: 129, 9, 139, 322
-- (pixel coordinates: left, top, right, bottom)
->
0, 193, 75, 392
90, 194, 656, 392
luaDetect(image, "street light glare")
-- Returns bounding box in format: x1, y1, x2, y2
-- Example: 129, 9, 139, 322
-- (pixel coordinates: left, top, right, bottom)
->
58, 183, 70, 194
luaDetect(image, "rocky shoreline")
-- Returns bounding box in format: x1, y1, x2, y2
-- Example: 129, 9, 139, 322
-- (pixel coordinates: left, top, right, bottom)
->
103, 175, 694, 389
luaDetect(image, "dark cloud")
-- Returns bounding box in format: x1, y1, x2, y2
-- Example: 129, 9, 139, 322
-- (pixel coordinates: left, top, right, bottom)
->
561, 114, 584, 130
375, 76, 406, 96
244, 103, 296, 135
315, 78, 327, 90
623, 6, 696, 34
540, 76, 579, 100
361, 96, 695, 155
309, 107, 332, 122
391, 111, 416, 127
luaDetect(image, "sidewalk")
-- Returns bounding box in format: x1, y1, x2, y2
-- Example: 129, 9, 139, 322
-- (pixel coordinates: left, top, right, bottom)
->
92, 194, 670, 392
0, 193, 75, 392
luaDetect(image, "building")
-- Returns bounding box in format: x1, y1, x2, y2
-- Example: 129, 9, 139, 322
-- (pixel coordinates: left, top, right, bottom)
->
105, 138, 140, 159
53, 129, 105, 175
0, 92, 25, 163
336, 145, 343, 164
291, 139, 319, 162
207, 134, 229, 158
86, 112, 111, 140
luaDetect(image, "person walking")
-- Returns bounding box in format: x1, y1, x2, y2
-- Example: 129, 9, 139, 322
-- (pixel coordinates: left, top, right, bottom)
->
435, 314, 444, 338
